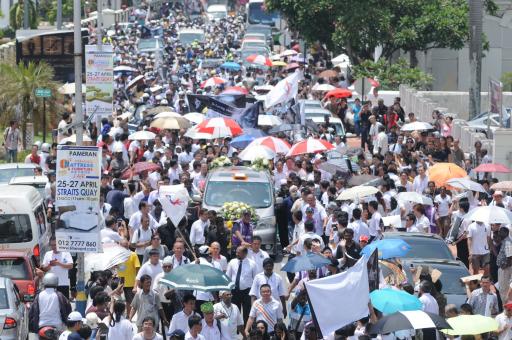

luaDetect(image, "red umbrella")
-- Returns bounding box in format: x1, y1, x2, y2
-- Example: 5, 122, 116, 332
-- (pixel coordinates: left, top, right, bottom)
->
221, 86, 249, 95
473, 163, 511, 173
324, 88, 353, 99
246, 54, 273, 67
369, 78, 380, 87
121, 161, 161, 179
286, 138, 334, 157
195, 117, 243, 138
200, 77, 226, 88
248, 136, 291, 154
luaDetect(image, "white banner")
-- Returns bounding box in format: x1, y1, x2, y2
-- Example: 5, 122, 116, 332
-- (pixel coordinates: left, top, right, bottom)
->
85, 45, 114, 117
56, 146, 101, 252
159, 184, 190, 227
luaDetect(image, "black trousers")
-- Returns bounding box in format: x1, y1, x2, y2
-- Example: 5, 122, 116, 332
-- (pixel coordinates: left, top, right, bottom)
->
232, 288, 251, 325
456, 239, 469, 269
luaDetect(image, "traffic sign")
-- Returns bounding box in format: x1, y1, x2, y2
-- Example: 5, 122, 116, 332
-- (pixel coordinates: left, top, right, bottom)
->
35, 88, 52, 98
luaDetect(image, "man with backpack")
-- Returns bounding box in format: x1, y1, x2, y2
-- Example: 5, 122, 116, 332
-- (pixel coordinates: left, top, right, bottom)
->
29, 272, 72, 336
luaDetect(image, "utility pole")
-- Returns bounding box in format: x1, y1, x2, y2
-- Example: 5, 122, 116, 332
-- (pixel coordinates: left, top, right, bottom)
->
57, 0, 63, 30
469, 0, 483, 120
73, 0, 86, 315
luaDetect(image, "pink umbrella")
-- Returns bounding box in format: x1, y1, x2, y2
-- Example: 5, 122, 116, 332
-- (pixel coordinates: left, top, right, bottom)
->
121, 161, 161, 179
473, 163, 511, 173
195, 117, 243, 138
286, 138, 335, 157
200, 77, 226, 88
285, 63, 300, 71
248, 136, 291, 154
246, 54, 273, 67
221, 86, 249, 95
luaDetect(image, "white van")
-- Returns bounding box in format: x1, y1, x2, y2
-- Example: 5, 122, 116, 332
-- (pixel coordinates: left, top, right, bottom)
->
0, 186, 50, 262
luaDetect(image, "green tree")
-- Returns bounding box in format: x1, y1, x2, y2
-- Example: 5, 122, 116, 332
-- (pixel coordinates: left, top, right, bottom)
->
352, 58, 433, 90
502, 73, 512, 92
0, 62, 61, 148
9, 0, 37, 29
266, 0, 497, 66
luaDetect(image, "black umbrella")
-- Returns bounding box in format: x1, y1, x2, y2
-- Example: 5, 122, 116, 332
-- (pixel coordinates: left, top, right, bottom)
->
319, 158, 360, 174
369, 311, 451, 335
348, 174, 382, 187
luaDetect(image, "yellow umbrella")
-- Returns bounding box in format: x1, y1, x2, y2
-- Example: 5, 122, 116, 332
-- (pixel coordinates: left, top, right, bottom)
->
427, 163, 467, 188
271, 61, 287, 67
441, 315, 498, 336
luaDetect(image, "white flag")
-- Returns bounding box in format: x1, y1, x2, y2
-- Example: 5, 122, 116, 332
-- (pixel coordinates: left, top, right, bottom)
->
305, 257, 369, 335
264, 71, 302, 109
158, 184, 190, 227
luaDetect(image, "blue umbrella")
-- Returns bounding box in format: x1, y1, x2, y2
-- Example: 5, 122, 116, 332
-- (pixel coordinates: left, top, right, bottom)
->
361, 239, 411, 259
370, 288, 422, 314
221, 62, 241, 71
281, 252, 331, 273
230, 128, 267, 149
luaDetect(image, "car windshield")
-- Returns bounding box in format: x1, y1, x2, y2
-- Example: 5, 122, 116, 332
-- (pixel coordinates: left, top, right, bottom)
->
138, 39, 161, 51
204, 181, 272, 208
248, 2, 279, 25
179, 33, 204, 45
0, 288, 8, 309
0, 214, 32, 244
209, 11, 226, 19
386, 236, 454, 260
0, 168, 35, 183
247, 26, 271, 37
405, 264, 467, 295
0, 258, 29, 280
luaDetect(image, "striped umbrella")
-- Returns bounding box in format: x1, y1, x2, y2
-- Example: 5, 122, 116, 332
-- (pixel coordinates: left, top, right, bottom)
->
247, 136, 291, 154
246, 54, 273, 67
195, 117, 243, 138
200, 76, 226, 88
286, 138, 334, 157
221, 86, 249, 95
159, 264, 234, 292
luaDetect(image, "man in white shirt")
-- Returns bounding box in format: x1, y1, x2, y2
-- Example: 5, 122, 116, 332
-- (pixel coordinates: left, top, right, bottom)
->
347, 208, 370, 244
185, 315, 205, 340
247, 236, 269, 274
245, 284, 284, 335
42, 236, 73, 299
169, 294, 200, 334
190, 208, 210, 247
374, 125, 388, 155
249, 258, 287, 317
419, 281, 439, 315
495, 301, 512, 340
412, 166, 429, 194
131, 215, 154, 263
297, 221, 324, 255
38, 273, 71, 332
273, 161, 288, 190
367, 201, 382, 240
200, 302, 228, 340
214, 291, 244, 339
123, 183, 146, 219
100, 216, 123, 244
128, 201, 159, 234
134, 249, 162, 293
301, 194, 327, 236
434, 187, 452, 238
468, 220, 492, 276
226, 246, 257, 324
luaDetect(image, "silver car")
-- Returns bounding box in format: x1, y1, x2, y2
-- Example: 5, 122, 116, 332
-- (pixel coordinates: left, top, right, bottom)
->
467, 108, 511, 137
201, 166, 277, 255
0, 277, 28, 340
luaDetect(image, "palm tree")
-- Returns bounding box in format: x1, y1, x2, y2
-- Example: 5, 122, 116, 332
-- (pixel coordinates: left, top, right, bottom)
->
9, 0, 37, 30
469, 0, 483, 120
0, 62, 61, 148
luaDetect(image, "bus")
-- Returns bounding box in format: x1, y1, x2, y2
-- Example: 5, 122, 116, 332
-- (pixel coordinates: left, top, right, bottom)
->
246, 0, 279, 26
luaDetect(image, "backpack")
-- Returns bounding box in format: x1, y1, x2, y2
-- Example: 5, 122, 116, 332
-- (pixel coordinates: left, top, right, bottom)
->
28, 290, 71, 333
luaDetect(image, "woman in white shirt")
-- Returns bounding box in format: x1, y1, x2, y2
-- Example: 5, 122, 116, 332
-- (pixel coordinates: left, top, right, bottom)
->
106, 301, 134, 340
413, 204, 431, 233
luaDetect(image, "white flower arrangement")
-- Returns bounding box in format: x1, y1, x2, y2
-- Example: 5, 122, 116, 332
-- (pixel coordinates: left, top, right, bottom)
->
209, 156, 232, 170
250, 157, 270, 172
219, 201, 259, 223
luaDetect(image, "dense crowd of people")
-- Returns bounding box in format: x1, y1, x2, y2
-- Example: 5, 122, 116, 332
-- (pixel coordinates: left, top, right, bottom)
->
8, 1, 512, 340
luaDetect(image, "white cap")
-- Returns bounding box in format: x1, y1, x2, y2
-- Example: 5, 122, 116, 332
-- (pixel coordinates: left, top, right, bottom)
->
67, 311, 84, 322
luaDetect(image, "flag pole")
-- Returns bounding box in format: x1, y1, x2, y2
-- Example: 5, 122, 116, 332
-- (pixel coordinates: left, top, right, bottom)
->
303, 286, 323, 339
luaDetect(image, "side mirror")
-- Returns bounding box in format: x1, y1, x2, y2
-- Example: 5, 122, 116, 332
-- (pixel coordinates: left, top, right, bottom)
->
192, 194, 202, 203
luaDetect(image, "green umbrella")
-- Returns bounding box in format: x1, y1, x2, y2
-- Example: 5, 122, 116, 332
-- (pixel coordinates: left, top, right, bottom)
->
441, 315, 498, 336
159, 264, 234, 292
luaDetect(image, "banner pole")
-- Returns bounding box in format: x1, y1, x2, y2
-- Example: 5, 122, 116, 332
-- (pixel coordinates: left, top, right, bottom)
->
303, 286, 323, 339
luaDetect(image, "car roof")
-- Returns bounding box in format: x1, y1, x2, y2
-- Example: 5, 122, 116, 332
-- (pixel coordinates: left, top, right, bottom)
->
208, 166, 270, 183
207, 4, 227, 11
0, 185, 43, 205
401, 258, 465, 267
383, 231, 445, 241
178, 28, 205, 34
9, 175, 48, 185
0, 250, 31, 258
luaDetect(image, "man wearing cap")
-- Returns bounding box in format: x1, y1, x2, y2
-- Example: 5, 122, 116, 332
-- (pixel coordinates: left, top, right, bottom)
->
214, 291, 244, 339
168, 329, 186, 340
153, 256, 175, 320
59, 311, 84, 340
496, 300, 512, 340
249, 258, 287, 317
199, 302, 227, 340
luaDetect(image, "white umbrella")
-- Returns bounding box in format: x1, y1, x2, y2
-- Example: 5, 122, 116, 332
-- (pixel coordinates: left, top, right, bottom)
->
58, 83, 86, 95
183, 112, 205, 124
312, 83, 336, 92
184, 126, 216, 140
154, 111, 182, 119
464, 206, 512, 224
113, 65, 137, 73
270, 54, 281, 61
281, 49, 298, 57
85, 244, 132, 272
128, 130, 156, 141
446, 178, 486, 193
239, 145, 276, 161
337, 186, 379, 201
127, 75, 144, 89
332, 53, 350, 64
59, 134, 93, 144
258, 115, 282, 127
397, 192, 433, 206
151, 117, 191, 130
401, 121, 434, 132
